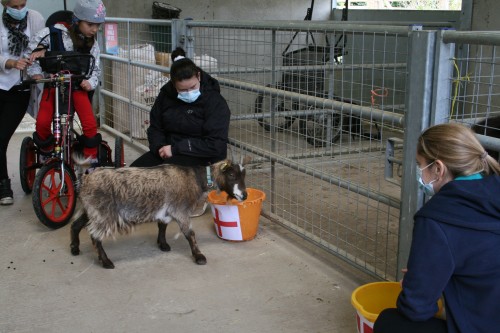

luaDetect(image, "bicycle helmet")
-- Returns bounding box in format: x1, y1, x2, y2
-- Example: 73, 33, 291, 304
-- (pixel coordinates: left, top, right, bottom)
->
73, 0, 106, 24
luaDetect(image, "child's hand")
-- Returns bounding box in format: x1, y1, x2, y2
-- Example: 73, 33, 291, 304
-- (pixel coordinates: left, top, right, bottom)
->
80, 79, 92, 91
29, 49, 46, 62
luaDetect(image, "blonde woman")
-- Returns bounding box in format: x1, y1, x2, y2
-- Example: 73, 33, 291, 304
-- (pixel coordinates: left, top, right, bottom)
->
0, 0, 43, 205
374, 123, 500, 333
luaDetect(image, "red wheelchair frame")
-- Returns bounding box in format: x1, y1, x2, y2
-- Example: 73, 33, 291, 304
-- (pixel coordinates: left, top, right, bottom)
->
19, 54, 125, 229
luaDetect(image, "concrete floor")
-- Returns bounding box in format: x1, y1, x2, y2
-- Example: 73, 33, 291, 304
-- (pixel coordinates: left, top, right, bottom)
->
1, 123, 375, 333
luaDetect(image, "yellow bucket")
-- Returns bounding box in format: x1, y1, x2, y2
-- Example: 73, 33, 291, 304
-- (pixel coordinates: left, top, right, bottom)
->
351, 282, 402, 333
207, 188, 266, 241
351, 281, 444, 333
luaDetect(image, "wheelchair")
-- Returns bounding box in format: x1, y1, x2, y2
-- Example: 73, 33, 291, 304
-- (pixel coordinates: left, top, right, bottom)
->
19, 53, 125, 229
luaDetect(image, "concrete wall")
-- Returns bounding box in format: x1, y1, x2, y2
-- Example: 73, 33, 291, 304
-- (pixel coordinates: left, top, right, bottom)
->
27, 0, 331, 22
470, 0, 500, 30
105, 0, 332, 21
28, 0, 77, 22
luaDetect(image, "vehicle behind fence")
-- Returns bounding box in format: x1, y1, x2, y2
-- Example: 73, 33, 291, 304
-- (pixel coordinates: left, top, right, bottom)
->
97, 18, 500, 280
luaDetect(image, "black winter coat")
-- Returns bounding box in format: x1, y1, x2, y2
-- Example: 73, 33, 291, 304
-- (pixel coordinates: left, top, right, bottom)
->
147, 70, 230, 165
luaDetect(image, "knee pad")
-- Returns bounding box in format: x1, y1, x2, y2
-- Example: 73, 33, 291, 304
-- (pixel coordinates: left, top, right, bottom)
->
32, 132, 55, 149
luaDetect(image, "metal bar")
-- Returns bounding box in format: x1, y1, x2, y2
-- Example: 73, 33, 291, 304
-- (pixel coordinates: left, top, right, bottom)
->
397, 29, 436, 280
477, 133, 500, 152
270, 29, 277, 214
101, 125, 148, 152
103, 86, 398, 126
231, 107, 387, 121
385, 137, 403, 181
442, 31, 500, 46
102, 52, 405, 75
220, 77, 405, 127
100, 89, 150, 112
182, 19, 438, 34
126, 21, 133, 142
101, 54, 170, 74
431, 30, 455, 124
106, 17, 452, 32
106, 17, 174, 24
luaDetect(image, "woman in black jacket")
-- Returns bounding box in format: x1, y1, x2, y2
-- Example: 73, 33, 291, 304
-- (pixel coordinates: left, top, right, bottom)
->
130, 48, 230, 168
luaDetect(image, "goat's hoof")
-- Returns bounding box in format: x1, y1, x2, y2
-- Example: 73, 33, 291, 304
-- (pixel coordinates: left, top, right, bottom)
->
158, 242, 171, 252
195, 254, 207, 265
100, 259, 115, 269
70, 246, 80, 256
99, 257, 115, 269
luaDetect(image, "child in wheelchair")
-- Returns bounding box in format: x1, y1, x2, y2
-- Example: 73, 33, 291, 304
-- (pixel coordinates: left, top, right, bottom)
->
27, 0, 106, 171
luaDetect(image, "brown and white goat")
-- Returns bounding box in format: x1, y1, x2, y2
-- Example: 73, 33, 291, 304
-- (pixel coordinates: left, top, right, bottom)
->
70, 158, 250, 269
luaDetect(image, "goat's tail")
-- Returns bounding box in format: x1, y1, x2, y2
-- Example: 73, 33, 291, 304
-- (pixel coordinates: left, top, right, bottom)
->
71, 153, 93, 167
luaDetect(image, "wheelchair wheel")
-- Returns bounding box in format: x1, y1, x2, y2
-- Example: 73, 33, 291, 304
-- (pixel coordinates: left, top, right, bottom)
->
32, 161, 77, 229
254, 84, 296, 132
114, 136, 125, 168
19, 136, 37, 194
299, 113, 343, 147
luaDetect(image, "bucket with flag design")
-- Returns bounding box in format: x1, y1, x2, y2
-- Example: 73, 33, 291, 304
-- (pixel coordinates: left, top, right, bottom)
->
207, 188, 265, 241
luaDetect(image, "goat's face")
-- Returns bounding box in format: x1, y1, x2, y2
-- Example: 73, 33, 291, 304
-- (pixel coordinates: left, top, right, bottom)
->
213, 157, 251, 201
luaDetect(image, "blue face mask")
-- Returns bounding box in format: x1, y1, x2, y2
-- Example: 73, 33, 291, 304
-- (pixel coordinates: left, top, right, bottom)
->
416, 161, 437, 196
6, 6, 28, 21
177, 89, 200, 103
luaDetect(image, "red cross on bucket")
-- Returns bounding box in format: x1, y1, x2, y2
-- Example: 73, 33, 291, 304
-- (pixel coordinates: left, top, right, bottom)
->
213, 207, 238, 237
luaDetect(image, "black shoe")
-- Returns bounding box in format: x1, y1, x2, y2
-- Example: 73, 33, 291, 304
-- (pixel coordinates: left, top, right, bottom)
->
0, 178, 13, 205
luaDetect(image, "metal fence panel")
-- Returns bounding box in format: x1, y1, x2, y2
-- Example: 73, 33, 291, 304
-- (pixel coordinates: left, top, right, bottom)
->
441, 31, 500, 162
98, 18, 500, 280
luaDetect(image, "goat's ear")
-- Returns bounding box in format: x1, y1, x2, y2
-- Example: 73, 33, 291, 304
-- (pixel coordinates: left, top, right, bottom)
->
240, 156, 252, 166
220, 162, 230, 172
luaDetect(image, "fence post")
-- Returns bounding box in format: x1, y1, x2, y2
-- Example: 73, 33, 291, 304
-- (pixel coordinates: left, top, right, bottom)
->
430, 30, 455, 125
171, 19, 193, 55
397, 27, 436, 280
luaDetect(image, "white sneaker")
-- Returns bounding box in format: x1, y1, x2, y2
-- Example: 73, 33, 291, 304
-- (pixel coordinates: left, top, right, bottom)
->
0, 178, 13, 205
0, 196, 13, 205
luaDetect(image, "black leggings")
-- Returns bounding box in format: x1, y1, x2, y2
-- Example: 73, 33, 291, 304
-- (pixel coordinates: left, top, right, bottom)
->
373, 308, 447, 333
0, 88, 30, 180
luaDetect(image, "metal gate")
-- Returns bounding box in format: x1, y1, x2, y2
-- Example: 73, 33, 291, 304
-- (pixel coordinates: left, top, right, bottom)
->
97, 19, 500, 280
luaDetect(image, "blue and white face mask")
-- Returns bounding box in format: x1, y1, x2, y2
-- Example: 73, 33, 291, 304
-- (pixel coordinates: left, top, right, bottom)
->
416, 161, 437, 196
6, 6, 28, 21
177, 89, 200, 103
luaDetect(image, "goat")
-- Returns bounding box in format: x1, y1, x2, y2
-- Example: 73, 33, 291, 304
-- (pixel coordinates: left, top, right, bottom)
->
70, 158, 250, 269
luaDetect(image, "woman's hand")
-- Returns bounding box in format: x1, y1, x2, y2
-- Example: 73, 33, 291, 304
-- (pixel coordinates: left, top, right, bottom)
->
7, 58, 32, 70
159, 145, 172, 159
400, 268, 408, 287
80, 79, 92, 91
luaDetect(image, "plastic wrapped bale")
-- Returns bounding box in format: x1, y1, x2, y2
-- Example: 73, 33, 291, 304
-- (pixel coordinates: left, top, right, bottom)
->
111, 44, 158, 139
